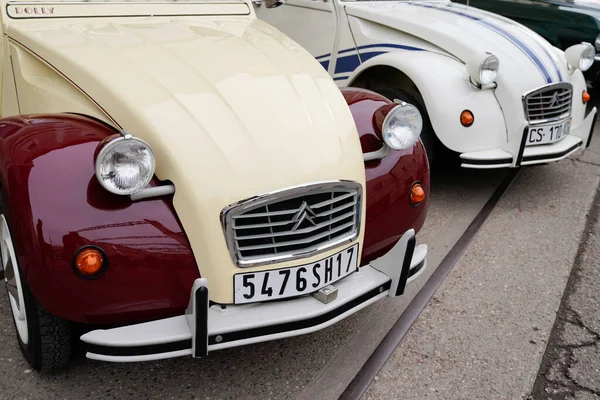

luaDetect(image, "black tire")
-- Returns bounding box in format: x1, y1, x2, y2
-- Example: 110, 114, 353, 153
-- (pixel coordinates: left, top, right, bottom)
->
2, 210, 71, 372
374, 88, 439, 167
19, 273, 71, 372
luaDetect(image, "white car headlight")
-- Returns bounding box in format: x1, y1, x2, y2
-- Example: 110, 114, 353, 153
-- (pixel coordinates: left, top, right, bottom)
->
466, 53, 499, 86
381, 103, 423, 150
95, 134, 155, 195
565, 43, 595, 72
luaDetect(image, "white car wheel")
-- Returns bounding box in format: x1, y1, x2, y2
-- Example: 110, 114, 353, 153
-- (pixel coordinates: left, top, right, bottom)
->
1, 208, 71, 372
2, 214, 28, 345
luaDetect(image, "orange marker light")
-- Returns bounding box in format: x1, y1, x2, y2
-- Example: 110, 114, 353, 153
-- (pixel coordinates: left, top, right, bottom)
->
75, 248, 105, 277
460, 110, 474, 127
583, 91, 591, 103
410, 183, 425, 206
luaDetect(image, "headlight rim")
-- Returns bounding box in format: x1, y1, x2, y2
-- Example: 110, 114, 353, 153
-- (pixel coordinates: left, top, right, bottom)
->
467, 53, 500, 87
381, 102, 423, 151
478, 54, 500, 85
95, 134, 156, 196
565, 42, 595, 72
580, 43, 595, 71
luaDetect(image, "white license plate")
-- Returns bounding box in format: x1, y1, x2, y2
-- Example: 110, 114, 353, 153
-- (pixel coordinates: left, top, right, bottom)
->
526, 119, 571, 146
234, 244, 359, 304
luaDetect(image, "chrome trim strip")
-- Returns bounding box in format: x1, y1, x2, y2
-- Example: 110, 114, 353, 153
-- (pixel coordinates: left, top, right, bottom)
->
528, 103, 571, 112
231, 192, 356, 219
220, 180, 363, 268
130, 184, 175, 201
232, 201, 356, 230
236, 221, 356, 250
363, 145, 389, 162
522, 82, 573, 126
234, 212, 355, 241
524, 115, 571, 126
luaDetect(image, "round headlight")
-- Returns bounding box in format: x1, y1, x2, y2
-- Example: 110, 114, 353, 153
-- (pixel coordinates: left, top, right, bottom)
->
580, 44, 595, 71
467, 53, 499, 86
381, 103, 423, 150
595, 34, 600, 52
565, 43, 595, 72
95, 135, 155, 195
479, 54, 499, 85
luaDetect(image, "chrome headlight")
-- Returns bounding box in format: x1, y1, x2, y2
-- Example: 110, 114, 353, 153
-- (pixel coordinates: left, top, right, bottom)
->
466, 53, 499, 86
595, 34, 600, 52
565, 43, 595, 71
382, 103, 423, 150
95, 134, 155, 195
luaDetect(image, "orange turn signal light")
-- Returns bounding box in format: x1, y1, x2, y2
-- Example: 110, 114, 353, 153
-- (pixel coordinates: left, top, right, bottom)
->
74, 247, 106, 278
460, 110, 474, 127
583, 91, 591, 103
410, 183, 425, 206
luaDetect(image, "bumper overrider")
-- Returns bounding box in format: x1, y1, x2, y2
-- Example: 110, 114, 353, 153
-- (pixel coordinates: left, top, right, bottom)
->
460, 107, 597, 169
80, 230, 427, 362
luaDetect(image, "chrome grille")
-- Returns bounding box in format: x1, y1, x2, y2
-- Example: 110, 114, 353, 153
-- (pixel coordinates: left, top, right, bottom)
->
222, 181, 362, 267
523, 83, 573, 123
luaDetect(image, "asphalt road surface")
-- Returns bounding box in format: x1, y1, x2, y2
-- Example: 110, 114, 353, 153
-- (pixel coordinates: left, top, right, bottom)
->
530, 170, 600, 399
2, 110, 600, 399
362, 103, 600, 398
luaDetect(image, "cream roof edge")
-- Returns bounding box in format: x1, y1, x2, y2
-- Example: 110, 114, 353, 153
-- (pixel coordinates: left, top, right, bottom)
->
4, 0, 252, 19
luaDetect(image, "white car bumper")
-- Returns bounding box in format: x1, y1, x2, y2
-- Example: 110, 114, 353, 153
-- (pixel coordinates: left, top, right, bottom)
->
80, 230, 427, 362
460, 107, 597, 169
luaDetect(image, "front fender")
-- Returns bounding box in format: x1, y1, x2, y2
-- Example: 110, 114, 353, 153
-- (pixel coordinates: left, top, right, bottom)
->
0, 114, 199, 324
348, 51, 509, 153
342, 88, 429, 265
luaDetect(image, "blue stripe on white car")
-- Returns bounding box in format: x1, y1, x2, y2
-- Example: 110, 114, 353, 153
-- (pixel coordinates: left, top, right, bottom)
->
409, 2, 556, 83
446, 3, 563, 82
317, 44, 424, 79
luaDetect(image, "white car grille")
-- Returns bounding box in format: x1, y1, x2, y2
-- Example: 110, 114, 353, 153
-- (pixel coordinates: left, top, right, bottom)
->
221, 181, 362, 267
523, 83, 573, 123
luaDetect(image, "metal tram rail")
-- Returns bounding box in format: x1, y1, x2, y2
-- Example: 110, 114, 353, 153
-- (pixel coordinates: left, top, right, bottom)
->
339, 168, 521, 400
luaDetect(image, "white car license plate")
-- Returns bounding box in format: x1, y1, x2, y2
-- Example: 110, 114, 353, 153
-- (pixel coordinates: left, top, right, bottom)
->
526, 119, 571, 146
234, 244, 359, 304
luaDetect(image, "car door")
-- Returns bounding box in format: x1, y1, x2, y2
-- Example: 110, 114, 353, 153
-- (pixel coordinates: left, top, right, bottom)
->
254, 0, 337, 74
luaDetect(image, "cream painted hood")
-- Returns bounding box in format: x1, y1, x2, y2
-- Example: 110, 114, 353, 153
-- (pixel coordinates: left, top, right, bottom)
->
7, 15, 366, 302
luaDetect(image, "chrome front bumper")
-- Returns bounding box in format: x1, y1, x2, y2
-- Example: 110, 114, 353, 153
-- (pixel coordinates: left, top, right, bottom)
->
80, 230, 427, 362
460, 107, 597, 169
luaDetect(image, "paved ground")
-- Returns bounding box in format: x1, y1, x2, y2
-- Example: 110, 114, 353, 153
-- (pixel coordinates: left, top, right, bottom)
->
362, 94, 600, 400
530, 175, 600, 399
363, 147, 600, 400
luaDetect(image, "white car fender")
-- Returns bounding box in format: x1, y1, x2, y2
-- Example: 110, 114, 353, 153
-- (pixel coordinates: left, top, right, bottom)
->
568, 68, 589, 141
347, 51, 508, 153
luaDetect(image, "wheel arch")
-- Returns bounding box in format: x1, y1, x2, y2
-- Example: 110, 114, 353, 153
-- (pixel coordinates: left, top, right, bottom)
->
346, 51, 508, 153
350, 65, 426, 107
339, 87, 429, 264
0, 114, 200, 324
